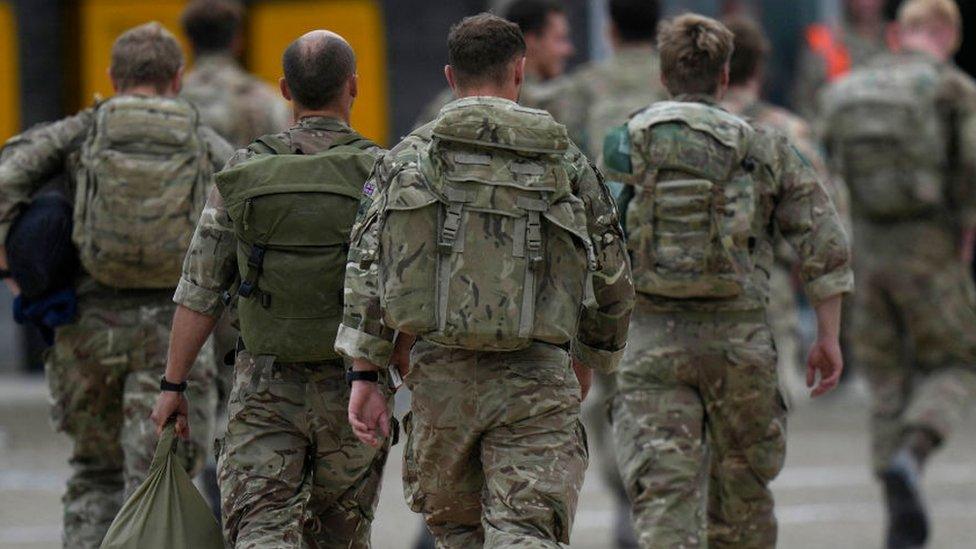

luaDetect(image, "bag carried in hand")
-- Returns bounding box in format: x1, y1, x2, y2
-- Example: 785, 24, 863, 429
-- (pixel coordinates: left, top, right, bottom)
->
99, 424, 223, 549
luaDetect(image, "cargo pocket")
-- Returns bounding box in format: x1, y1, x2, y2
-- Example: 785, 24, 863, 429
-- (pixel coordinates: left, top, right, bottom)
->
400, 411, 425, 514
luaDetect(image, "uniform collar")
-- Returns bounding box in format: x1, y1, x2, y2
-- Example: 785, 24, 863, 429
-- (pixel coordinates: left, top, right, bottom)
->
672, 93, 723, 107
297, 116, 352, 132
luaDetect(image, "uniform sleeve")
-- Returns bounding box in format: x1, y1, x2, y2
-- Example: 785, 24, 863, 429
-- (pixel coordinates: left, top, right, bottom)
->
173, 184, 239, 316
569, 149, 635, 373
771, 134, 854, 304
0, 111, 93, 242
199, 126, 235, 171
946, 71, 976, 227
334, 155, 396, 366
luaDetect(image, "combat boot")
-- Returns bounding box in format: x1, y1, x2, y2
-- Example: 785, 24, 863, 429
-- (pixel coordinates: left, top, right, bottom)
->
881, 448, 928, 549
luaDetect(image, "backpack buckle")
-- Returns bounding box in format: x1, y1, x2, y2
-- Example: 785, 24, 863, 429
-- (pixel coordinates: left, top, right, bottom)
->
238, 280, 255, 298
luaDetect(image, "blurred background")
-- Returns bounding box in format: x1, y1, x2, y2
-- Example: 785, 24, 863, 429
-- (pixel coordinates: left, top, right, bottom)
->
0, 1, 974, 548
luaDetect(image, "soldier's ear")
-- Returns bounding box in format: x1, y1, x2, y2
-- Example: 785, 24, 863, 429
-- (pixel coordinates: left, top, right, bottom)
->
279, 78, 293, 102
513, 56, 526, 89
445, 65, 457, 93
348, 73, 359, 100
170, 67, 184, 96
109, 69, 120, 94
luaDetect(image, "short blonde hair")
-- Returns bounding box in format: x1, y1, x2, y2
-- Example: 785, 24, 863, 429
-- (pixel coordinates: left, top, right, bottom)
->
110, 22, 184, 91
898, 0, 962, 40
658, 14, 734, 96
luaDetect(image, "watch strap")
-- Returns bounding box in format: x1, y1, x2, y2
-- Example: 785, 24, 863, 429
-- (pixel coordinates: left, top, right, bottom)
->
346, 370, 379, 385
159, 376, 188, 393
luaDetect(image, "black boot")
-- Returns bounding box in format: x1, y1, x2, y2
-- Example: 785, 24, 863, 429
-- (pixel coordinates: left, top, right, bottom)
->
613, 497, 638, 549
881, 448, 928, 549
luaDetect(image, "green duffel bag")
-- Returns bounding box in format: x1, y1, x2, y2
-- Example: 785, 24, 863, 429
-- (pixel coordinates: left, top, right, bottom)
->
100, 424, 223, 549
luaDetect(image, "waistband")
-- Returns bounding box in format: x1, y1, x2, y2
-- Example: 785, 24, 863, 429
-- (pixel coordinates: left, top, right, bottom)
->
235, 338, 345, 368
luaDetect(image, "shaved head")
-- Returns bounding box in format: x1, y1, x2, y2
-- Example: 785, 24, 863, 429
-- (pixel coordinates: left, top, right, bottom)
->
282, 30, 356, 110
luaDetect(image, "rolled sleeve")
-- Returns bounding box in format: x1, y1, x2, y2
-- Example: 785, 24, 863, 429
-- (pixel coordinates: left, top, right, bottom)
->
173, 277, 225, 316
572, 339, 626, 374
174, 185, 238, 316
804, 268, 854, 306
334, 324, 395, 368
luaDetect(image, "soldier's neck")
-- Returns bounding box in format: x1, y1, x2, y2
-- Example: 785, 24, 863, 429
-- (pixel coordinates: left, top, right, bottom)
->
294, 107, 350, 125
455, 85, 519, 103
117, 85, 173, 98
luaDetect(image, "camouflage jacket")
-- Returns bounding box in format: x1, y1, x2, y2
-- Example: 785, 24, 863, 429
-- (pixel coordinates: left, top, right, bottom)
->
174, 116, 383, 317
0, 96, 232, 245
182, 53, 291, 149
337, 97, 635, 373
605, 94, 853, 313
412, 72, 544, 130
534, 45, 667, 159
821, 50, 976, 230
792, 23, 886, 122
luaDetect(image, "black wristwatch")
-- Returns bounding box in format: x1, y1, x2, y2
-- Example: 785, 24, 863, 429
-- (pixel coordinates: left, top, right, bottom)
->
346, 370, 379, 385
160, 376, 188, 393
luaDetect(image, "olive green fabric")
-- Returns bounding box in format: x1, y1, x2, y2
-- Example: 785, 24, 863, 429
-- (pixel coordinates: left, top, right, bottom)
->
99, 424, 222, 549
373, 99, 594, 351
74, 96, 211, 289
215, 133, 375, 362
613, 101, 759, 300
821, 58, 947, 221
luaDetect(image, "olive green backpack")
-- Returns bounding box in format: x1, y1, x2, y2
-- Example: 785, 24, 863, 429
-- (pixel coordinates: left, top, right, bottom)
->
216, 133, 376, 362
608, 101, 760, 300
370, 99, 595, 351
74, 96, 212, 288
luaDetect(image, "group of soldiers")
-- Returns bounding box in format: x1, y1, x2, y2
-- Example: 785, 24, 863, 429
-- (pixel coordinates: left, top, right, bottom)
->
0, 0, 972, 548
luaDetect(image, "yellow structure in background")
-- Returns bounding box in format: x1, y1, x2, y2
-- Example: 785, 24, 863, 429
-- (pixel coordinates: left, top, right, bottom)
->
249, 0, 390, 145
0, 1, 19, 140
76, 0, 190, 108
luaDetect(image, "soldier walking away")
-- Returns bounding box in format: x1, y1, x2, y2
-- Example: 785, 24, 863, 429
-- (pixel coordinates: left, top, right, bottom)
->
0, 22, 229, 548
792, 0, 888, 121
412, 0, 575, 128
602, 14, 852, 548
337, 13, 635, 548
721, 16, 853, 408
151, 31, 393, 548
533, 2, 665, 547
820, 1, 976, 547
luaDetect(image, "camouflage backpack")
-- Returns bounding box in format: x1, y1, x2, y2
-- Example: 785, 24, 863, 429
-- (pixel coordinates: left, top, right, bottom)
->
822, 59, 947, 220
605, 101, 760, 299
74, 96, 212, 288
216, 132, 377, 362
371, 98, 595, 351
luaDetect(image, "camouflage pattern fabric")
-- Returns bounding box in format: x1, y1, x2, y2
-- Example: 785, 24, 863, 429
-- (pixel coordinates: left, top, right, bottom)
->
219, 351, 391, 548
45, 286, 216, 549
534, 46, 667, 160
182, 53, 291, 150
821, 50, 976, 473
411, 73, 544, 130
611, 306, 786, 549
402, 341, 588, 548
791, 24, 885, 122
604, 95, 852, 547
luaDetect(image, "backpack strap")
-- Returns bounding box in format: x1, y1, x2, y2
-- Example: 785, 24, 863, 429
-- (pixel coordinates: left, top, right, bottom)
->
251, 134, 294, 155
515, 196, 549, 338
329, 132, 377, 151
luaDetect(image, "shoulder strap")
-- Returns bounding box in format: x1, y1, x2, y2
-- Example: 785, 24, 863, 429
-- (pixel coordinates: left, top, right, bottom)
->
252, 134, 293, 155
329, 132, 377, 151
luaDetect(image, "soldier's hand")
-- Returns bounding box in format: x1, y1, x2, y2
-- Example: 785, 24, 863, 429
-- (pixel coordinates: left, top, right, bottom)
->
348, 379, 390, 448
151, 391, 190, 439
806, 337, 843, 398
572, 359, 592, 401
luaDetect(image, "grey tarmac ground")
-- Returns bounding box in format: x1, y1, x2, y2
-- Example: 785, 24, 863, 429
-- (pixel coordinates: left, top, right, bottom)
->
0, 375, 974, 549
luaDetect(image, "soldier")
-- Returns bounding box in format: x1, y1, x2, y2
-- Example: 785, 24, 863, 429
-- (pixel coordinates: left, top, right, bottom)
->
0, 23, 229, 548
412, 0, 575, 128
603, 14, 851, 548
721, 16, 852, 406
180, 0, 290, 149
533, 1, 663, 547
337, 13, 634, 548
792, 0, 887, 121
820, 1, 976, 546
150, 31, 392, 547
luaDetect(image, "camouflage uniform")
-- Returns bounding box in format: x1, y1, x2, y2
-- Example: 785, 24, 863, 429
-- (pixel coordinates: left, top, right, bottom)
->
337, 97, 635, 548
175, 116, 392, 548
604, 95, 853, 548
722, 87, 852, 406
821, 51, 976, 474
412, 73, 544, 129
792, 24, 885, 122
0, 98, 230, 549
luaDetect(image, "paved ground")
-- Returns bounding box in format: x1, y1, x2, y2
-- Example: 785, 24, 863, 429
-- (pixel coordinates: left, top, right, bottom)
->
1, 375, 974, 548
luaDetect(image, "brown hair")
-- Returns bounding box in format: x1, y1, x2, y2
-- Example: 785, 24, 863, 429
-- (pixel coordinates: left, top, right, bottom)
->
725, 17, 769, 87
181, 0, 243, 54
109, 22, 184, 92
658, 14, 734, 96
448, 13, 526, 88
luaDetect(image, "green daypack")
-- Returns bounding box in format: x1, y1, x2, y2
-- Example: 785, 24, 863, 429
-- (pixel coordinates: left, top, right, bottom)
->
822, 59, 948, 221
624, 101, 759, 299
216, 133, 376, 362
99, 424, 223, 549
372, 98, 595, 351
74, 96, 212, 289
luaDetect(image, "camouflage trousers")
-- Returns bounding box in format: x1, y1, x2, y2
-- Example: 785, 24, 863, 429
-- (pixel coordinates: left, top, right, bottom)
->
403, 340, 588, 548
611, 306, 787, 549
852, 245, 976, 473
44, 291, 217, 549
218, 350, 392, 548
